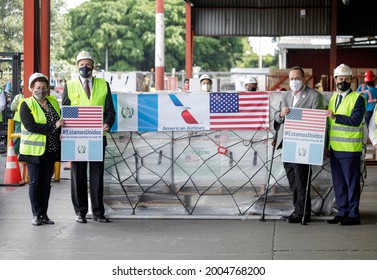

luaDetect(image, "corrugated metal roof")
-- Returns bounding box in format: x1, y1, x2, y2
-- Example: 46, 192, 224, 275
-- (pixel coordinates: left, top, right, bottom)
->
185, 0, 377, 38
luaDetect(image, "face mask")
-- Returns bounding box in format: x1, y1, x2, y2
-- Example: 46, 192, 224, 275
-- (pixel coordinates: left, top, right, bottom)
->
33, 89, 47, 99
201, 84, 211, 92
336, 81, 351, 92
79, 66, 93, 79
289, 80, 303, 92
246, 86, 257, 92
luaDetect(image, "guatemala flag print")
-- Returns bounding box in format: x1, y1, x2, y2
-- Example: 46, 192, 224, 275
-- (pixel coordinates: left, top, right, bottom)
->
112, 92, 269, 132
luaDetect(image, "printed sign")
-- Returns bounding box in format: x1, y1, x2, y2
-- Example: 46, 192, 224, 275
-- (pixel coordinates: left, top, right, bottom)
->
282, 108, 327, 166
61, 106, 103, 161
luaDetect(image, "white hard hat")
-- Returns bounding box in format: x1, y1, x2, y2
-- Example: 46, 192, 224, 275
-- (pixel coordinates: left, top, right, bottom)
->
76, 50, 94, 64
199, 74, 212, 84
245, 76, 258, 85
334, 63, 352, 78
28, 72, 48, 91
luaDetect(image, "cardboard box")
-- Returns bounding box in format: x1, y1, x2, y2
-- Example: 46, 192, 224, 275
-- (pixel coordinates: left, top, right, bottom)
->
267, 68, 313, 90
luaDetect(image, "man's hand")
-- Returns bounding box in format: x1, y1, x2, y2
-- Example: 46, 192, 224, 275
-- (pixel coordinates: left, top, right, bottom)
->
103, 123, 110, 132
280, 107, 290, 118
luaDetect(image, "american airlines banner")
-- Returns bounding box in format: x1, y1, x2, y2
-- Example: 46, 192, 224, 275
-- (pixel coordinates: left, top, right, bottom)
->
111, 92, 269, 132
282, 108, 327, 166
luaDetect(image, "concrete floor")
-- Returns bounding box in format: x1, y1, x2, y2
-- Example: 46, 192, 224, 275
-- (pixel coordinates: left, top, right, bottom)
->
1, 153, 377, 260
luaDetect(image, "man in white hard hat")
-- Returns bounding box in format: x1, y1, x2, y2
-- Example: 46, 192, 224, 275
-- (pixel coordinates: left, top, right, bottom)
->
244, 76, 258, 92
325, 63, 365, 226
199, 74, 212, 93
62, 50, 116, 224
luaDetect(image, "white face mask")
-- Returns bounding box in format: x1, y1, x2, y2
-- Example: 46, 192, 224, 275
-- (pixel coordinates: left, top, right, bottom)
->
201, 84, 211, 92
289, 80, 303, 92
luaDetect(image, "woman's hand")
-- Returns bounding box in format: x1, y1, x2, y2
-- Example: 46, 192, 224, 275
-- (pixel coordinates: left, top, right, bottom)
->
55, 119, 64, 129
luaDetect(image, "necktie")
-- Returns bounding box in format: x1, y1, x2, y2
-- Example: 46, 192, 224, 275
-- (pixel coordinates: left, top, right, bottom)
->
84, 80, 90, 98
336, 95, 343, 110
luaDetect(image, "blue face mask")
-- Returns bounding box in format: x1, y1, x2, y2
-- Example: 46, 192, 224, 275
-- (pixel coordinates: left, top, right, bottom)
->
79, 66, 93, 79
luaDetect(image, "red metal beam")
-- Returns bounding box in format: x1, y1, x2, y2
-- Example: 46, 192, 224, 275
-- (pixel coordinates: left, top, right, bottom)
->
330, 0, 337, 91
23, 0, 37, 97
23, 0, 50, 97
40, 0, 50, 82
185, 2, 193, 79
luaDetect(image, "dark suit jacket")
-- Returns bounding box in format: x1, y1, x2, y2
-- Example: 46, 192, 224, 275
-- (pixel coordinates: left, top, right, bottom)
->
274, 85, 325, 149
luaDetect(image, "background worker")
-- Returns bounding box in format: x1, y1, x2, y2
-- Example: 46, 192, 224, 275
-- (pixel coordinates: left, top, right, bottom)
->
244, 76, 258, 91
62, 50, 116, 224
356, 70, 377, 126
19, 73, 63, 226
274, 66, 324, 224
199, 74, 212, 93
325, 63, 365, 226
10, 81, 24, 154
357, 70, 377, 92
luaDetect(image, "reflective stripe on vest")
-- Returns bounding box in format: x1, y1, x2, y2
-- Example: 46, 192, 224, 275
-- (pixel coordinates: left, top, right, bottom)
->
20, 96, 61, 156
366, 89, 377, 103
328, 91, 364, 152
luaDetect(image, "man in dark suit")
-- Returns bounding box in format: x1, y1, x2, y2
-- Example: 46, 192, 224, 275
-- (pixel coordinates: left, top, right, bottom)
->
62, 50, 116, 223
274, 66, 324, 223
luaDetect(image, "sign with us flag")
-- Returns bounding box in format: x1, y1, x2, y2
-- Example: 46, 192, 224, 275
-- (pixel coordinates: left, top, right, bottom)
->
61, 106, 103, 161
282, 108, 327, 166
111, 92, 269, 132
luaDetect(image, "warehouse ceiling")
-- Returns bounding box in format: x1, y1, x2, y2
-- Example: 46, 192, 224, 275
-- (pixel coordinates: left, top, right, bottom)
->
184, 0, 377, 47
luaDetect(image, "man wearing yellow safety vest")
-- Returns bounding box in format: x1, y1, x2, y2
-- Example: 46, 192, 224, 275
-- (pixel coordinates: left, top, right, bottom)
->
325, 63, 366, 226
62, 50, 115, 224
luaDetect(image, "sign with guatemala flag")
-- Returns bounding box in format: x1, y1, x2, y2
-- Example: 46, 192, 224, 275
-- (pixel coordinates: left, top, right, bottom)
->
282, 108, 327, 166
111, 92, 269, 132
61, 106, 103, 162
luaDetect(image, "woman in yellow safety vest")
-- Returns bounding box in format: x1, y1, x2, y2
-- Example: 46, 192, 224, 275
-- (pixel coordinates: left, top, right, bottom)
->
19, 73, 64, 226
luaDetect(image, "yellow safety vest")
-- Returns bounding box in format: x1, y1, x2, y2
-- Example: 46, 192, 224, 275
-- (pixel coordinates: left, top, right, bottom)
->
13, 95, 24, 122
328, 91, 364, 152
66, 78, 107, 107
66, 77, 108, 134
20, 96, 61, 156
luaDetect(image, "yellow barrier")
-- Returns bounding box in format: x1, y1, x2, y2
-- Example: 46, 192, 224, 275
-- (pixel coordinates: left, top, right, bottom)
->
7, 119, 61, 182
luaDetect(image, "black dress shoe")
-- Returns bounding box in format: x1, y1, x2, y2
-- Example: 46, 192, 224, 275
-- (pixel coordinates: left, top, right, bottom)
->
327, 215, 346, 224
282, 213, 296, 219
288, 215, 311, 223
40, 215, 54, 225
93, 215, 110, 223
340, 217, 361, 226
32, 216, 42, 226
76, 215, 87, 223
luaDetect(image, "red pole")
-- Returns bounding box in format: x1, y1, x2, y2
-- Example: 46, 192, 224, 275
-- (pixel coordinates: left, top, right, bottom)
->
185, 2, 193, 79
155, 0, 165, 90
23, 0, 37, 97
40, 0, 50, 84
330, 0, 337, 91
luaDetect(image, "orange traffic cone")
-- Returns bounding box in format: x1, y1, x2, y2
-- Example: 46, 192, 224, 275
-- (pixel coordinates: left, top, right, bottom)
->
4, 139, 23, 184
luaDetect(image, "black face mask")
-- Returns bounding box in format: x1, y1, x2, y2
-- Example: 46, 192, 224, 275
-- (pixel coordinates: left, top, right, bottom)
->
79, 66, 93, 79
246, 86, 257, 92
336, 81, 351, 92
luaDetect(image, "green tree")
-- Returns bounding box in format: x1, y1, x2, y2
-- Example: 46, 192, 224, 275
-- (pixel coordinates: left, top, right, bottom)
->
64, 0, 250, 72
